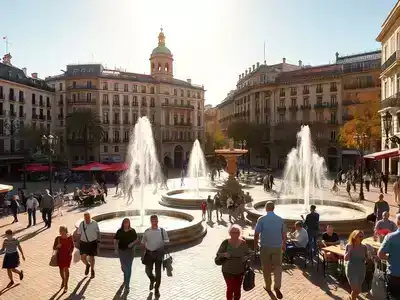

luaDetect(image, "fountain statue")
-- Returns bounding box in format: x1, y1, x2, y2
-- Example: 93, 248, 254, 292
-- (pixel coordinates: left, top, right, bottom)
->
280, 125, 328, 210
187, 139, 208, 196
125, 116, 161, 225
214, 139, 248, 206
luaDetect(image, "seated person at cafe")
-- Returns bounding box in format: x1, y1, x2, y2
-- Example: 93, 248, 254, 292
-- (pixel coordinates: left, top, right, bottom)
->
375, 211, 397, 234
285, 221, 309, 263
73, 187, 83, 204
320, 225, 340, 261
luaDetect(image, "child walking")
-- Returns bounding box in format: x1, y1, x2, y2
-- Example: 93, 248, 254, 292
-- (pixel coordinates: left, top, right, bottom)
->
1, 229, 25, 288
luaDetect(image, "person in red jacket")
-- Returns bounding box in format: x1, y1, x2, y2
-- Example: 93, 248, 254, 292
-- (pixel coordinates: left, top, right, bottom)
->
201, 201, 207, 221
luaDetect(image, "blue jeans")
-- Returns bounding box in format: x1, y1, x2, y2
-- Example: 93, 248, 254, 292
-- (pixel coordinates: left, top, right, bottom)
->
119, 248, 134, 287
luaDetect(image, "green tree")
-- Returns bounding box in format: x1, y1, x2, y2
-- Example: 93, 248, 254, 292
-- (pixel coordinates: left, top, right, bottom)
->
204, 129, 227, 154
66, 109, 105, 163
17, 125, 47, 155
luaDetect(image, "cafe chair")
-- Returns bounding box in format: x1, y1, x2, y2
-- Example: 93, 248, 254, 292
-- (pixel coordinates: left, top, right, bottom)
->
316, 241, 339, 277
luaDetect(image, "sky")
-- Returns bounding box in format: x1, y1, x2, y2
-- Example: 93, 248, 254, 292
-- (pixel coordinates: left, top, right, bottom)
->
0, 0, 397, 106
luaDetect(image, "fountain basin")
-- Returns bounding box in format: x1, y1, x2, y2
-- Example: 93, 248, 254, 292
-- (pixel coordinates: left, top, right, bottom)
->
160, 188, 219, 209
74, 209, 206, 250
246, 199, 372, 236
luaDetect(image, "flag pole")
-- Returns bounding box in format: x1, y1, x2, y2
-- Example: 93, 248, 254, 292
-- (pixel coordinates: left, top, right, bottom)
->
263, 41, 266, 63
3, 36, 9, 53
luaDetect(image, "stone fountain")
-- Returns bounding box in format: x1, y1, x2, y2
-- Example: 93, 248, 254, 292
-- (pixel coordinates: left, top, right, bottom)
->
246, 126, 372, 236
75, 117, 206, 249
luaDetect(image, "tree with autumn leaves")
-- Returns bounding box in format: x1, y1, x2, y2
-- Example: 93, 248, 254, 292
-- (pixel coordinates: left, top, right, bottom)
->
339, 98, 381, 150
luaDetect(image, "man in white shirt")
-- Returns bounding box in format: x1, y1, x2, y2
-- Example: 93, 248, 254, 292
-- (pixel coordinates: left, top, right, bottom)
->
285, 221, 309, 264
26, 193, 39, 227
77, 212, 100, 279
141, 215, 170, 298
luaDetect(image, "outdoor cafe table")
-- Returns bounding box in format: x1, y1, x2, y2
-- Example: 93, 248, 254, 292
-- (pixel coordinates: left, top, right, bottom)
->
362, 236, 382, 250
321, 245, 346, 278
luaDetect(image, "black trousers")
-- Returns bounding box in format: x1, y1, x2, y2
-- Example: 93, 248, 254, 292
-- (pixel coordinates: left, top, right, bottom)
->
12, 209, 18, 222
387, 274, 400, 300
27, 208, 36, 226
42, 208, 52, 227
144, 250, 163, 289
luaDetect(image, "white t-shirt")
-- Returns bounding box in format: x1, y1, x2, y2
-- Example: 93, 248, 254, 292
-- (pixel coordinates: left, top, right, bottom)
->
293, 228, 309, 248
78, 220, 100, 242
141, 227, 170, 251
26, 197, 39, 209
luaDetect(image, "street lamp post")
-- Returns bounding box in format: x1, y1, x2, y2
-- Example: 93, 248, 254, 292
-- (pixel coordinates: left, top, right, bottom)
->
382, 111, 393, 174
238, 140, 248, 173
41, 134, 58, 195
354, 133, 368, 201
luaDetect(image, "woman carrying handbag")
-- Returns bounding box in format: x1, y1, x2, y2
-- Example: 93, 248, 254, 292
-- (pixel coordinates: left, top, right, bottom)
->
215, 224, 251, 300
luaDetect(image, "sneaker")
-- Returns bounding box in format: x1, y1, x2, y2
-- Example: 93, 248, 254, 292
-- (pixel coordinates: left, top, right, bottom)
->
149, 279, 155, 291
19, 270, 24, 280
274, 288, 283, 299
6, 281, 14, 288
155, 288, 160, 297
85, 264, 90, 276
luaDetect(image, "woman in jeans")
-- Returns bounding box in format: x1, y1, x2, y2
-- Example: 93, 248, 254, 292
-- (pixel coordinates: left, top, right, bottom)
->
344, 230, 367, 300
114, 218, 140, 294
53, 226, 74, 293
216, 224, 249, 300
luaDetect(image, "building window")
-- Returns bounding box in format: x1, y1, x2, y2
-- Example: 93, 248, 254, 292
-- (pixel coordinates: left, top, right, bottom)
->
114, 83, 118, 91
150, 98, 155, 107
278, 114, 285, 123
103, 82, 108, 90
103, 112, 109, 123
330, 95, 337, 104
133, 113, 137, 124
124, 131, 129, 141
103, 94, 109, 105
330, 131, 336, 141
72, 81, 76, 88
87, 81, 92, 88
133, 85, 137, 92
113, 95, 119, 105
115, 146, 119, 152
279, 99, 285, 107
316, 84, 323, 93
32, 93, 36, 105
316, 96, 323, 105
59, 83, 63, 91
104, 146, 108, 152
316, 111, 323, 121
174, 89, 177, 96
133, 96, 137, 106
150, 87, 155, 94
180, 89, 184, 97
124, 84, 128, 92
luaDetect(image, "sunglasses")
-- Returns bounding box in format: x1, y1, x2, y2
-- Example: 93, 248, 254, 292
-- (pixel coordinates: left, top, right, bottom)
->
230, 231, 240, 235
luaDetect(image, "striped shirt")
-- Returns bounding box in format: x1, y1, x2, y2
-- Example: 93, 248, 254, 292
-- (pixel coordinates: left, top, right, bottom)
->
2, 238, 19, 254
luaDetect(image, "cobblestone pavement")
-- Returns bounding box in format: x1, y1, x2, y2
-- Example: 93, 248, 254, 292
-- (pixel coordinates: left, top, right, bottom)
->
0, 176, 385, 300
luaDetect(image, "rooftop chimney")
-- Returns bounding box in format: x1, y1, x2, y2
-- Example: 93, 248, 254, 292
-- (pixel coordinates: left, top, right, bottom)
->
31, 73, 38, 79
187, 78, 192, 84
282, 58, 286, 64
252, 64, 255, 71
2, 53, 12, 66
257, 62, 260, 68
22, 68, 27, 75
298, 60, 302, 67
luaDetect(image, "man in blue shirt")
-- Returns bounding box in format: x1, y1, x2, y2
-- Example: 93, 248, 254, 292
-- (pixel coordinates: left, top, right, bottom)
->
254, 201, 286, 299
378, 213, 400, 300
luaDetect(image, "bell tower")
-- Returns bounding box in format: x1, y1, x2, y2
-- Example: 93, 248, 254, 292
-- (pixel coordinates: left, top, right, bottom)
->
150, 27, 173, 81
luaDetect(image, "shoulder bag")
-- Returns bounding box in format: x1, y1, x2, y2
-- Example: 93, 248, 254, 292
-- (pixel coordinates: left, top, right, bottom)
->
214, 239, 229, 266
243, 263, 255, 291
161, 228, 173, 274
81, 221, 90, 242
49, 237, 59, 267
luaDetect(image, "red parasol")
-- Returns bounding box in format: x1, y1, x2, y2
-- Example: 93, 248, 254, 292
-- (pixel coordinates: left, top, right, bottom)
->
18, 164, 55, 172
104, 163, 129, 172
71, 162, 109, 172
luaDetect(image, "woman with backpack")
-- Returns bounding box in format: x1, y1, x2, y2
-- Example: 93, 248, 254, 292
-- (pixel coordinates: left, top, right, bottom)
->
215, 224, 250, 300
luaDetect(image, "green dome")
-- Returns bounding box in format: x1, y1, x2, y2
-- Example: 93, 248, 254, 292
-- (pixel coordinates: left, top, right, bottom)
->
151, 45, 172, 56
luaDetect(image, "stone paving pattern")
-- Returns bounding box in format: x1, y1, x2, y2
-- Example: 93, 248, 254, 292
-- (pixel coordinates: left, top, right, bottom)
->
1, 176, 397, 300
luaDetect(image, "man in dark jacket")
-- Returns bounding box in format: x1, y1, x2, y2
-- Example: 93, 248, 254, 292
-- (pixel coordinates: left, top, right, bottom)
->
301, 205, 319, 254
41, 189, 54, 228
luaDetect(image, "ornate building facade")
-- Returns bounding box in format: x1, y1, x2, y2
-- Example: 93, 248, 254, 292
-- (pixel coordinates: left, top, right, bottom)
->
0, 53, 55, 176
47, 29, 205, 168
377, 0, 400, 175
218, 52, 381, 172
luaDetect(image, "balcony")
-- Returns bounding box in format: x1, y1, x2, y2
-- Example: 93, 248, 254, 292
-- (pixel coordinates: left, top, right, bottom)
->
32, 114, 38, 120
344, 82, 376, 90
288, 105, 298, 112
67, 85, 97, 90
9, 95, 16, 102
277, 106, 286, 112
47, 116, 52, 121
123, 119, 129, 125
102, 138, 109, 143
264, 107, 270, 113
19, 113, 26, 118
162, 137, 195, 143
290, 90, 297, 96
0, 93, 4, 99
19, 97, 25, 103
113, 100, 120, 106
330, 86, 338, 92
112, 138, 120, 143
279, 92, 285, 97
58, 114, 64, 120
113, 120, 120, 125
67, 98, 96, 105
9, 111, 16, 118
39, 101, 44, 107
313, 103, 326, 109
161, 103, 194, 109
123, 101, 129, 107
316, 88, 323, 94
174, 122, 193, 127
381, 92, 400, 109
0, 110, 5, 116
123, 138, 129, 143
102, 100, 109, 105
300, 104, 312, 110
132, 102, 138, 107
381, 50, 400, 73
303, 89, 310, 95
39, 115, 46, 121
342, 99, 360, 106
47, 102, 51, 108
327, 119, 338, 125
103, 120, 109, 124
58, 100, 64, 106
327, 103, 338, 108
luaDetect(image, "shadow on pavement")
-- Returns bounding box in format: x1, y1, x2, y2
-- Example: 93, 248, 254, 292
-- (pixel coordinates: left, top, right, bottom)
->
65, 277, 91, 300
18, 226, 48, 243
0, 283, 20, 296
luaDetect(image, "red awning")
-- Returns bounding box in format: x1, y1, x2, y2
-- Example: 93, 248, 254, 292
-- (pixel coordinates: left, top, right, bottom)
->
104, 163, 129, 172
71, 162, 109, 171
18, 164, 55, 172
364, 148, 400, 160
